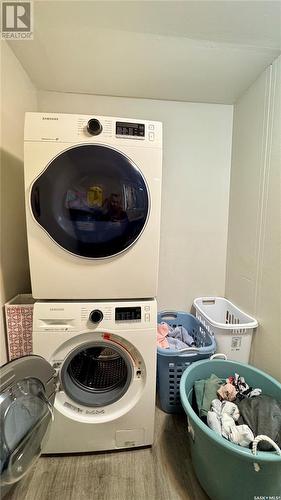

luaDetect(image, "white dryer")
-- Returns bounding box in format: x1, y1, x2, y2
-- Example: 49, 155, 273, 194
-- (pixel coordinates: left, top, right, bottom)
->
24, 113, 162, 300
1, 299, 157, 458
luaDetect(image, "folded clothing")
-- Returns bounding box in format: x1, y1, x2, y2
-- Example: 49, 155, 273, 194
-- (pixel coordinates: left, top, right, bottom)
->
207, 399, 254, 448
237, 395, 281, 451
157, 322, 195, 350
194, 374, 223, 418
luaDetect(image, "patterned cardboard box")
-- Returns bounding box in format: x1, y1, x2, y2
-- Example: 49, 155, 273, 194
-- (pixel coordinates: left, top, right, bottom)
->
5, 294, 35, 360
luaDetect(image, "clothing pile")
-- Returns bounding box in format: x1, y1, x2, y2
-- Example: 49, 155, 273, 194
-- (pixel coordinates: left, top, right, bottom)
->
194, 372, 281, 450
157, 322, 195, 350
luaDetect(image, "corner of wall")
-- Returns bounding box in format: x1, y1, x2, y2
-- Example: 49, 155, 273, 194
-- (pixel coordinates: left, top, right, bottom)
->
1, 41, 38, 365
225, 57, 281, 381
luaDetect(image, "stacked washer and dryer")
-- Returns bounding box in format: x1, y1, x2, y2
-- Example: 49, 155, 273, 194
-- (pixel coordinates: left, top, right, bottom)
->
0, 112, 162, 484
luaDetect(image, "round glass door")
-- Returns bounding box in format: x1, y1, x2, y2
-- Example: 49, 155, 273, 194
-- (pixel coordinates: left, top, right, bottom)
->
31, 144, 150, 258
61, 343, 133, 407
0, 378, 53, 485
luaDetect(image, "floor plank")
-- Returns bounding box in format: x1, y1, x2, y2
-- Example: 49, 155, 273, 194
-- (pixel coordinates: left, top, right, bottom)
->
6, 407, 209, 500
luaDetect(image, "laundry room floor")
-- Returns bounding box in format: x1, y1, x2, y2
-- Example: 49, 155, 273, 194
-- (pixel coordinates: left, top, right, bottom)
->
6, 406, 209, 500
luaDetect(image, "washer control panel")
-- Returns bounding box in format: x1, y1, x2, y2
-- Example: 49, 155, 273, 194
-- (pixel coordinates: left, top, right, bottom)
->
115, 307, 141, 322
33, 300, 156, 332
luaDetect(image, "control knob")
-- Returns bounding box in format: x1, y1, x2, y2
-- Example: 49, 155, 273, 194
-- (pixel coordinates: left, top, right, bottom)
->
89, 309, 103, 324
87, 118, 103, 136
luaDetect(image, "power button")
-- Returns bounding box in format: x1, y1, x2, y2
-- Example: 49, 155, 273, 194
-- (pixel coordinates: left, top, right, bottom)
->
148, 132, 154, 141
145, 313, 150, 322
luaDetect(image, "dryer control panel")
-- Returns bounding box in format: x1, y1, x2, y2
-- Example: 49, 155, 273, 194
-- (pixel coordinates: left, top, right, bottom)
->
116, 122, 145, 138
24, 112, 162, 148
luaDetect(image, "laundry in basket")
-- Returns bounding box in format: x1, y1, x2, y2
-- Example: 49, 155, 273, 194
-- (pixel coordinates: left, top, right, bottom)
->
157, 311, 216, 413
180, 357, 281, 500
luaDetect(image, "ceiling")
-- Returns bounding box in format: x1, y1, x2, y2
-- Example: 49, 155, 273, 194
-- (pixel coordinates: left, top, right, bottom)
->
8, 1, 281, 104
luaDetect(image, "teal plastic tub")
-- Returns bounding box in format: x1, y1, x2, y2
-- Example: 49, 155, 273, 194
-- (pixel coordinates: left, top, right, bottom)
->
180, 358, 281, 500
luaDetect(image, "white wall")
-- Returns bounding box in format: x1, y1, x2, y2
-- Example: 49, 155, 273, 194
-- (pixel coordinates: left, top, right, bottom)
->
226, 56, 281, 381
0, 42, 37, 365
38, 91, 233, 311
8, 2, 280, 104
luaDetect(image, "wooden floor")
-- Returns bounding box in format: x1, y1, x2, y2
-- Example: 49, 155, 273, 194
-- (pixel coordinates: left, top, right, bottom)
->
6, 407, 209, 500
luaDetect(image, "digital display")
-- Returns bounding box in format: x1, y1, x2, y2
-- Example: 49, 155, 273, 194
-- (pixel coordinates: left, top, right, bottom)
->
116, 122, 145, 138
115, 307, 141, 321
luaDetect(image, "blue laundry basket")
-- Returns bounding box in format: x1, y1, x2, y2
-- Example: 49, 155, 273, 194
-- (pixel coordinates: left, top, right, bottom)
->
180, 357, 281, 500
157, 311, 216, 413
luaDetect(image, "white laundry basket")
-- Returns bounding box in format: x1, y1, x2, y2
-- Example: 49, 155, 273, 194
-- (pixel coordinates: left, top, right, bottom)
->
193, 297, 258, 363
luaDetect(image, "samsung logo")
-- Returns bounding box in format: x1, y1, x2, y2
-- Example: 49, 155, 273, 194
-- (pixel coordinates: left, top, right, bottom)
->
50, 307, 64, 311
42, 117, 59, 120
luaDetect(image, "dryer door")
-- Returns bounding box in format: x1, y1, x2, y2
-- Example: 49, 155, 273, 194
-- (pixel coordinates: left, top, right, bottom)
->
30, 144, 150, 258
0, 356, 55, 486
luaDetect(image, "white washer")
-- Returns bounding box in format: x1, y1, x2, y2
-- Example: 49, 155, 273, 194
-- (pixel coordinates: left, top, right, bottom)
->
29, 299, 156, 454
0, 301, 156, 481
24, 113, 162, 300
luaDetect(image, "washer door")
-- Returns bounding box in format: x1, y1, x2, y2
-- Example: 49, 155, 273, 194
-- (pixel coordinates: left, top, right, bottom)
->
30, 144, 149, 258
60, 342, 133, 407
0, 356, 55, 486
